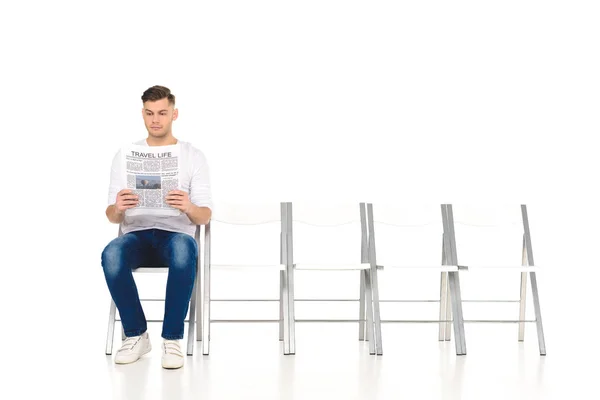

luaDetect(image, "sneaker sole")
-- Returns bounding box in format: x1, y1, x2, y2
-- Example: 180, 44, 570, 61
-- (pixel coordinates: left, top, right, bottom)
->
161, 357, 184, 369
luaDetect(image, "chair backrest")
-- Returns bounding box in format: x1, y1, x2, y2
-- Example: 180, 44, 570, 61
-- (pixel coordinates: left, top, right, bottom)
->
286, 202, 366, 318
207, 202, 285, 266
287, 202, 365, 266
211, 201, 283, 225
369, 203, 445, 268
450, 204, 528, 268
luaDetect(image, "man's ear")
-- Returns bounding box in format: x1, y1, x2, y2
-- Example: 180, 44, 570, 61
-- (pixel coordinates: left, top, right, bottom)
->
172, 108, 179, 121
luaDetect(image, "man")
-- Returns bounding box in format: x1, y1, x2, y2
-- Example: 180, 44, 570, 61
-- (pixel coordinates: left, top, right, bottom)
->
102, 85, 212, 369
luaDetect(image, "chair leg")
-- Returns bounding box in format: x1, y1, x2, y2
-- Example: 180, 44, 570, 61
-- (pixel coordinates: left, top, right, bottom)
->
441, 204, 456, 344
282, 269, 291, 355
359, 270, 366, 341
279, 270, 284, 341
196, 266, 202, 343
529, 271, 547, 355
439, 236, 451, 341
364, 270, 375, 355
105, 299, 117, 355
202, 265, 211, 355
448, 271, 466, 355
287, 266, 296, 355
518, 235, 527, 341
283, 202, 296, 355
438, 271, 448, 341
187, 273, 198, 356
518, 272, 527, 341
371, 268, 383, 355
521, 205, 546, 355
444, 274, 452, 341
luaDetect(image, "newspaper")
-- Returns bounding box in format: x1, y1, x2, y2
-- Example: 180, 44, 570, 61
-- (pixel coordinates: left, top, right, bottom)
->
123, 143, 181, 216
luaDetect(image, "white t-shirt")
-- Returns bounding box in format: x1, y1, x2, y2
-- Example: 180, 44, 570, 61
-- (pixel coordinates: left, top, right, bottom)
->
107, 139, 213, 237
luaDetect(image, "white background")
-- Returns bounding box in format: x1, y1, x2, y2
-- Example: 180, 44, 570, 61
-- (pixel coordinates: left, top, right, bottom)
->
1, 0, 599, 398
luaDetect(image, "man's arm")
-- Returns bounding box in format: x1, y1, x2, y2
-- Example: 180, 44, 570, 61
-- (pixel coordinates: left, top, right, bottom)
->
185, 204, 212, 225
106, 204, 125, 224
165, 190, 211, 225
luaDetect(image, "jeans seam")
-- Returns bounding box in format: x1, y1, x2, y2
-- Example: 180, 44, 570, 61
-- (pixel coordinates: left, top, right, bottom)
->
124, 329, 146, 337
162, 334, 184, 340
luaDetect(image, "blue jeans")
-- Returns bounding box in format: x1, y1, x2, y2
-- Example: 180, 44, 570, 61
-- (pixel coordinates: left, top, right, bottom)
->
101, 229, 198, 340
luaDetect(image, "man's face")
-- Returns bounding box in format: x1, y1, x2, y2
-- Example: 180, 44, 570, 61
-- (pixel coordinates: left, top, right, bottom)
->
142, 98, 178, 138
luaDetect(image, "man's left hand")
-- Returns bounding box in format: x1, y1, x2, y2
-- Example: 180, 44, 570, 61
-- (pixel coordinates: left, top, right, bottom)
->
165, 190, 193, 214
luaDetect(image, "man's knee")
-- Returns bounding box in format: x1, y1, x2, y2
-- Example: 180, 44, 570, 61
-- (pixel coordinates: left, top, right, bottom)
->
168, 234, 198, 269
101, 237, 128, 278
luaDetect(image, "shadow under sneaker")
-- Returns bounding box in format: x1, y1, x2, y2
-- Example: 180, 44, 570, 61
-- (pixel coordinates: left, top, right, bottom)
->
115, 332, 152, 364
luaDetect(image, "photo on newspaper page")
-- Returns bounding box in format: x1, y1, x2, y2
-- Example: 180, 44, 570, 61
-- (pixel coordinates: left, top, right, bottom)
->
122, 143, 181, 217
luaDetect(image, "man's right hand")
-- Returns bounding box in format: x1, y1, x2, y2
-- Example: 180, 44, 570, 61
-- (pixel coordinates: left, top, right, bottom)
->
115, 189, 139, 213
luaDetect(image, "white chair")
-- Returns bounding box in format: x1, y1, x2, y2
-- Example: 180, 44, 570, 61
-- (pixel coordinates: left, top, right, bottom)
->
105, 225, 201, 356
367, 203, 467, 355
201, 202, 294, 355
448, 204, 546, 355
284, 202, 381, 355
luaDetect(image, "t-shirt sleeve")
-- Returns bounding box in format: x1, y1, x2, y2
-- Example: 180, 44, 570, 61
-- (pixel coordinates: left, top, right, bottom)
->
107, 149, 123, 207
190, 149, 213, 210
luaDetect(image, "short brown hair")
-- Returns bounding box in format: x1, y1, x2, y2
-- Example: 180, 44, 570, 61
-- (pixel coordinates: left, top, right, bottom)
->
141, 85, 175, 106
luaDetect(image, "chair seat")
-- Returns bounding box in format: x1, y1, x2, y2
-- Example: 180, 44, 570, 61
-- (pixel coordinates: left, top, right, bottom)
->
212, 263, 286, 270
462, 265, 541, 272
381, 265, 460, 272
133, 267, 169, 273
294, 263, 371, 271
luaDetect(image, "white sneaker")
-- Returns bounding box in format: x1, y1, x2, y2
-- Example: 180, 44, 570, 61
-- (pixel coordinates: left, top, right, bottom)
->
162, 339, 184, 369
115, 332, 152, 364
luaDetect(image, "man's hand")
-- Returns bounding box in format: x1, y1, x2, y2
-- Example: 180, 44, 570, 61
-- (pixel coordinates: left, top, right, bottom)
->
165, 190, 193, 214
115, 189, 139, 213
106, 189, 138, 224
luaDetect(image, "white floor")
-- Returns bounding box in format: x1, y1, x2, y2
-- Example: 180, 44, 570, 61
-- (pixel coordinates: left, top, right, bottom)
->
20, 316, 594, 400
7, 241, 598, 400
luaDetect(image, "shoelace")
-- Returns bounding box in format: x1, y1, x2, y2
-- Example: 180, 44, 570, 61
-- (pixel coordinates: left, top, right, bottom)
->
163, 340, 183, 357
117, 336, 141, 353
